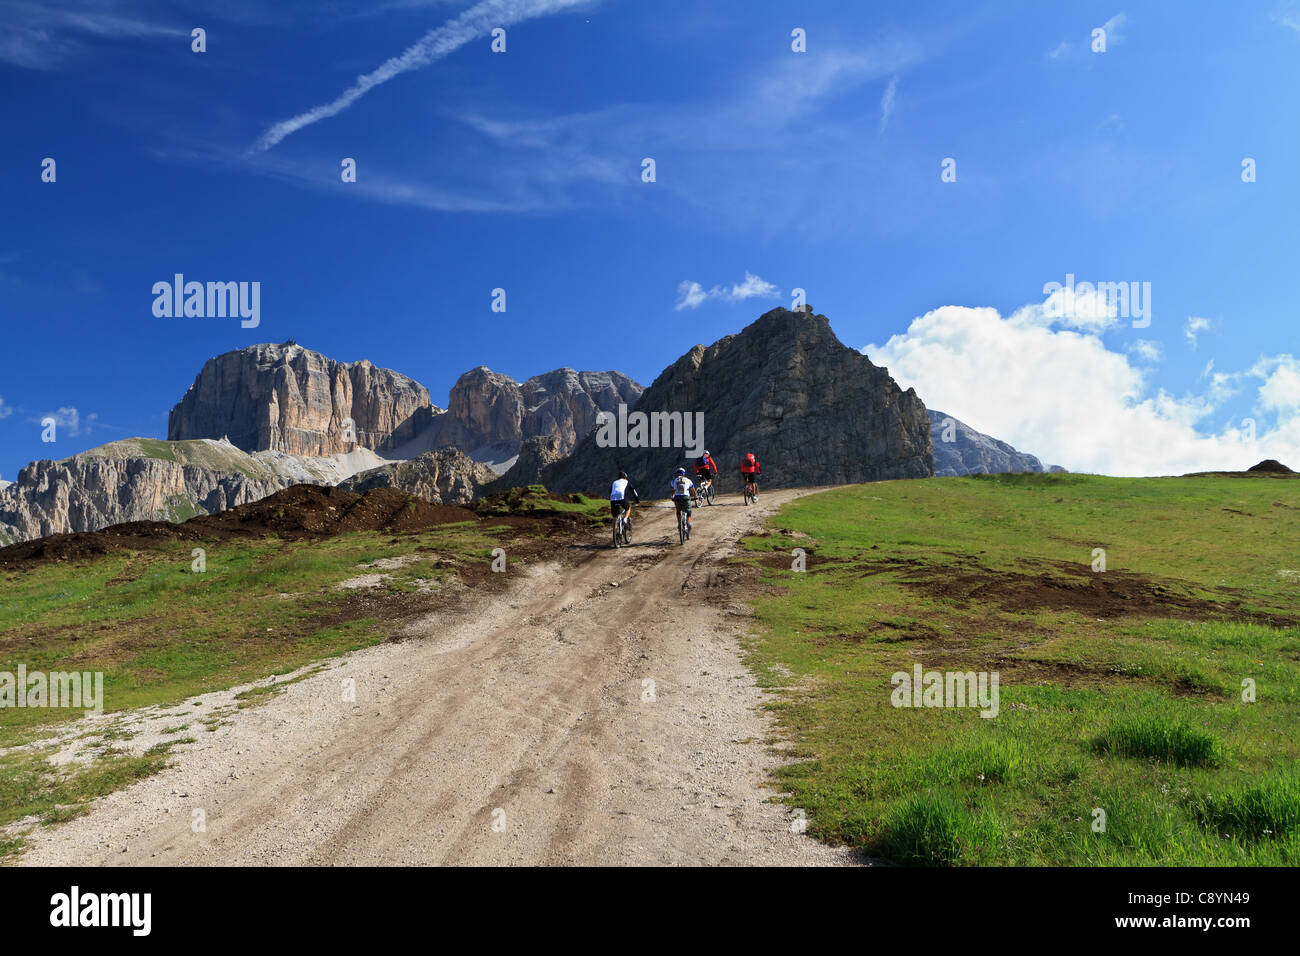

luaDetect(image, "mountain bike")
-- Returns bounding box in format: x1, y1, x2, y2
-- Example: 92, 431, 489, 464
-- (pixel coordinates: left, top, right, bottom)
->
613, 507, 631, 548
697, 476, 715, 506
677, 501, 691, 545
743, 475, 757, 506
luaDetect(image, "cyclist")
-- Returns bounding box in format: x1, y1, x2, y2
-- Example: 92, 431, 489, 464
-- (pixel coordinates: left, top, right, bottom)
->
693, 449, 718, 497
610, 469, 639, 533
740, 452, 761, 500
669, 466, 696, 534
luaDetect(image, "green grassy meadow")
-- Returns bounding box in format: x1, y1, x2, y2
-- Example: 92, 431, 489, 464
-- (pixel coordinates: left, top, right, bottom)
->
742, 472, 1300, 865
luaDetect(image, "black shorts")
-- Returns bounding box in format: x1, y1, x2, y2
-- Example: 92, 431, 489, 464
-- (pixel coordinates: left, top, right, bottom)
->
741, 471, 759, 484
694, 471, 712, 483
610, 499, 632, 518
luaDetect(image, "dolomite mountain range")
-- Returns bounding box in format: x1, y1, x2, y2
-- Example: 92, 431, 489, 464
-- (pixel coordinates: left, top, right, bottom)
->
0, 308, 1059, 545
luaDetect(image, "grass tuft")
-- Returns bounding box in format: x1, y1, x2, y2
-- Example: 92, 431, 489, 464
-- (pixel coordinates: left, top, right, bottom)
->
1093, 714, 1219, 767
1193, 772, 1300, 840
877, 793, 1001, 866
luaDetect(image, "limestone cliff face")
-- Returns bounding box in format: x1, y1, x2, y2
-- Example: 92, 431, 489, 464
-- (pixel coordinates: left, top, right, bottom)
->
168, 342, 437, 456
543, 307, 934, 495
0, 438, 385, 544
425, 367, 527, 452
404, 366, 643, 461
928, 410, 1052, 477
337, 449, 498, 506
521, 369, 642, 454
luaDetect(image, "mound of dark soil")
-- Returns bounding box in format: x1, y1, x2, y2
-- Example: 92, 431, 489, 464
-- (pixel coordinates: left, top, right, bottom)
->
187, 484, 478, 539
1247, 459, 1294, 474
0, 521, 207, 567
0, 485, 480, 568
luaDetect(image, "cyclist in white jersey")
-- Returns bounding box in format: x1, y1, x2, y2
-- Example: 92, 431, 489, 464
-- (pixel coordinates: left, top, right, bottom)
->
669, 467, 697, 534
610, 470, 639, 529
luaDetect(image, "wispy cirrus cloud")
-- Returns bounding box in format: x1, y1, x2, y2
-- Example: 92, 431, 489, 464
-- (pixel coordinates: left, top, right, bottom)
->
0, 0, 185, 70
1048, 11, 1126, 59
1274, 3, 1300, 36
674, 272, 780, 311
879, 75, 898, 132
249, 0, 595, 154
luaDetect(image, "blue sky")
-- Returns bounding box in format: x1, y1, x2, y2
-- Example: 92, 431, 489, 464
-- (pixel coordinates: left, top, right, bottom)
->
2, 0, 1298, 480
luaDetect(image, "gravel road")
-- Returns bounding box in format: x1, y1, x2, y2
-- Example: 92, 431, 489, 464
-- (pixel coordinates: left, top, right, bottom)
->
17, 489, 858, 866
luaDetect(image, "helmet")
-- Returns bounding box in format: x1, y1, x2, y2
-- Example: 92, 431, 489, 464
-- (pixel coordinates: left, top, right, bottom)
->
618, 470, 627, 480
676, 467, 686, 475
704, 450, 711, 457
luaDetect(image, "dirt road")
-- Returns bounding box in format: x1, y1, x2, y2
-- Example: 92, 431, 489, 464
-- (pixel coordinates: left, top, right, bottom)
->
18, 489, 857, 866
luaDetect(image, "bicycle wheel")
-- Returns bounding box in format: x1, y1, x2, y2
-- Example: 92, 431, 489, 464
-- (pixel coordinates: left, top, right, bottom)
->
613, 516, 622, 548
622, 518, 631, 545
678, 510, 686, 545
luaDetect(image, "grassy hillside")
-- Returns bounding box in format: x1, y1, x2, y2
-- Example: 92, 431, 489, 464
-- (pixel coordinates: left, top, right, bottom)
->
76, 437, 276, 478
742, 472, 1300, 865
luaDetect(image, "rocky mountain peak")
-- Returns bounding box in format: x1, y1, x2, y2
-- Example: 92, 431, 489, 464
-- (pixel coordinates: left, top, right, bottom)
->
168, 342, 438, 457
543, 306, 933, 494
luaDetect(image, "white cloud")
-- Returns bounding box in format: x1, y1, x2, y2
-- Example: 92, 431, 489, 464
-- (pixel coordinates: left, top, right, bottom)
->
674, 281, 709, 311
1185, 315, 1212, 348
1253, 354, 1300, 413
729, 271, 778, 300
1047, 41, 1072, 59
1129, 339, 1162, 363
864, 298, 1300, 476
879, 75, 898, 132
37, 406, 97, 438
250, 0, 594, 153
674, 271, 780, 310
0, 396, 12, 419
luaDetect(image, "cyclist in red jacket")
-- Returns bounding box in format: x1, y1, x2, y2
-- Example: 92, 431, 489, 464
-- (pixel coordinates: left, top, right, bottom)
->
693, 449, 718, 496
740, 453, 761, 499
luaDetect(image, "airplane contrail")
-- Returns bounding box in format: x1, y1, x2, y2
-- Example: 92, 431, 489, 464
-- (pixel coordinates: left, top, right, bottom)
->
249, 0, 592, 154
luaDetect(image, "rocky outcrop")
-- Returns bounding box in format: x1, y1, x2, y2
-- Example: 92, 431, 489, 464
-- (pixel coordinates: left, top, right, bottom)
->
486, 436, 565, 493
521, 369, 642, 454
168, 341, 438, 456
390, 366, 643, 469
928, 410, 1053, 477
0, 438, 386, 545
337, 449, 498, 505
542, 307, 934, 495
